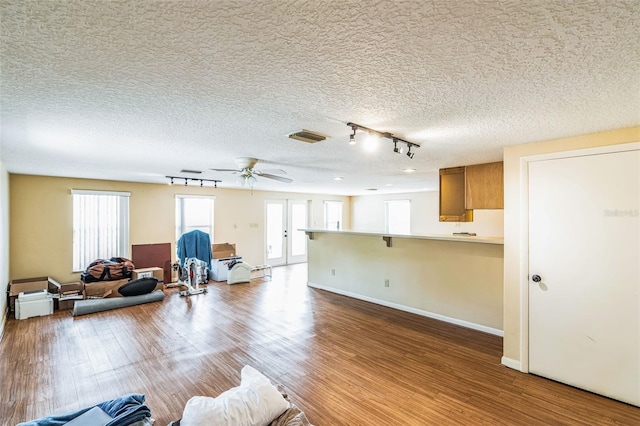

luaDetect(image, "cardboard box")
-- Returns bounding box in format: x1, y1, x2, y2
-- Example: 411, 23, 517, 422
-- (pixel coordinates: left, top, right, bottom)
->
84, 278, 130, 298
132, 267, 164, 283
55, 284, 85, 310
56, 292, 85, 311
84, 278, 163, 298
60, 281, 84, 293
213, 243, 236, 259
8, 276, 61, 312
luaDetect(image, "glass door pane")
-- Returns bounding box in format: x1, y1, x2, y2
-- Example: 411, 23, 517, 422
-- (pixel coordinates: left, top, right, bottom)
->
265, 201, 286, 265
288, 201, 308, 263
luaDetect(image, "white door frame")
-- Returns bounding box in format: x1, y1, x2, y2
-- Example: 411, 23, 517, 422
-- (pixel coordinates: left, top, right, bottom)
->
518, 141, 640, 373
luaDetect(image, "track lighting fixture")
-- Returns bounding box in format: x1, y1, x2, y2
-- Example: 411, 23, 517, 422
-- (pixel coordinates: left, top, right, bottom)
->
347, 122, 419, 158
166, 176, 221, 188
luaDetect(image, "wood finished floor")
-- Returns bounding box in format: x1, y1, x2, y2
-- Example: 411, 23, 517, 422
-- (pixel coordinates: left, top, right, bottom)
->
1, 263, 638, 425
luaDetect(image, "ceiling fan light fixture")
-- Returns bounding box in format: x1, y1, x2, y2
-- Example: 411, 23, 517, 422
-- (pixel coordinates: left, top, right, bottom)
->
213, 157, 292, 186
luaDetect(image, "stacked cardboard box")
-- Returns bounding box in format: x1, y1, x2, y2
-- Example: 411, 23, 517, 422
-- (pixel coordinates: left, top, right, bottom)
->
56, 281, 85, 310
132, 267, 164, 284
7, 277, 61, 313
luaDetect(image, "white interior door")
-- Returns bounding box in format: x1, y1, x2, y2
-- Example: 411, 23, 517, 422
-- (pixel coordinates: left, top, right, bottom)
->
528, 149, 640, 406
265, 200, 308, 266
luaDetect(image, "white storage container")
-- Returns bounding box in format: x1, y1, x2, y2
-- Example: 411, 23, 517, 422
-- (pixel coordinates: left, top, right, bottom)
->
15, 295, 54, 320
209, 256, 242, 281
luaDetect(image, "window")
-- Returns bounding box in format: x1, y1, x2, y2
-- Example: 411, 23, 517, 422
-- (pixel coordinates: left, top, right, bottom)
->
385, 200, 410, 234
324, 201, 343, 230
175, 195, 215, 241
72, 190, 130, 271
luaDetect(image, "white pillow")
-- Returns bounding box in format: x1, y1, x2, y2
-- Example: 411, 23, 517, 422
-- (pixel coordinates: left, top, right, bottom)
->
180, 365, 290, 426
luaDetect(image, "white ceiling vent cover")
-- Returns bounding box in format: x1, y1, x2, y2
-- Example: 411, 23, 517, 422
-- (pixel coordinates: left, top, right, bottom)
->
288, 129, 328, 144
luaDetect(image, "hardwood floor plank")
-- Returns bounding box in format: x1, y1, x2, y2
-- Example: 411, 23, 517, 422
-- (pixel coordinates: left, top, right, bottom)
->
1, 263, 638, 425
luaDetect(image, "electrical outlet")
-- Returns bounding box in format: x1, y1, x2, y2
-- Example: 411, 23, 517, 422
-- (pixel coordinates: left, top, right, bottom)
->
384, 279, 390, 287
331, 268, 335, 276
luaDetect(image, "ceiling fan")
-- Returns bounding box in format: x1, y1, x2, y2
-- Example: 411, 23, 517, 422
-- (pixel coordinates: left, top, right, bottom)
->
210, 157, 293, 186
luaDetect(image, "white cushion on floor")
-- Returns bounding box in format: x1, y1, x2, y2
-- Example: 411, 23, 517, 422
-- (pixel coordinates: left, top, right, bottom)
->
180, 365, 289, 426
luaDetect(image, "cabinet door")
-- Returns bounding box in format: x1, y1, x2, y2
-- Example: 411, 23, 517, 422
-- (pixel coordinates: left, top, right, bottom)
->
439, 167, 473, 222
465, 162, 504, 209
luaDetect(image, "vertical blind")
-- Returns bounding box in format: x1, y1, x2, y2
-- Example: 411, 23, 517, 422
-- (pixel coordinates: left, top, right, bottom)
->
72, 190, 130, 271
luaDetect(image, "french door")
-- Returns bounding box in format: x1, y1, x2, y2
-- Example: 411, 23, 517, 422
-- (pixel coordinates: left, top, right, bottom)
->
265, 200, 308, 266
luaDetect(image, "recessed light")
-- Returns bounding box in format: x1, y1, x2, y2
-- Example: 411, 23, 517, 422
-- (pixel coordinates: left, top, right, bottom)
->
334, 177, 343, 181
385, 183, 393, 186
404, 168, 416, 173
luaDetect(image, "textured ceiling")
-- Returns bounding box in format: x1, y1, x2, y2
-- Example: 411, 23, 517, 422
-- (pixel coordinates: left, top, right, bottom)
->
1, 0, 639, 195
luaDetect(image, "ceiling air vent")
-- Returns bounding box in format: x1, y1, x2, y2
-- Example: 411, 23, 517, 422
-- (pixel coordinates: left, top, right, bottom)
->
288, 129, 328, 144
180, 169, 202, 174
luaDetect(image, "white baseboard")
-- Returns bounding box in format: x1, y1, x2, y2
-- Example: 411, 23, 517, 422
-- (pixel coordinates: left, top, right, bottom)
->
0, 309, 6, 343
307, 281, 503, 337
501, 356, 522, 371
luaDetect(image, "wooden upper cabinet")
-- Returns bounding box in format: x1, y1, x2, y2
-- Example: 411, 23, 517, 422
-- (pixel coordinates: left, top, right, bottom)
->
439, 167, 473, 222
439, 161, 503, 222
465, 161, 504, 209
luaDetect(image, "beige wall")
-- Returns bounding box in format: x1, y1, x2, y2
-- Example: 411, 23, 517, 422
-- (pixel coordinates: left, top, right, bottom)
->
503, 126, 640, 364
308, 232, 504, 332
352, 191, 504, 237
9, 175, 351, 283
0, 158, 9, 333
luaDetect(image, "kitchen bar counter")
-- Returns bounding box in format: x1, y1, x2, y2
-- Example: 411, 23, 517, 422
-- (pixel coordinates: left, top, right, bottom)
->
300, 228, 504, 245
303, 229, 504, 335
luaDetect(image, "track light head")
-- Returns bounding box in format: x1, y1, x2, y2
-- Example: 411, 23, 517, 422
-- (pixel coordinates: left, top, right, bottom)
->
349, 126, 357, 145
170, 177, 174, 185
393, 139, 404, 154
406, 148, 414, 159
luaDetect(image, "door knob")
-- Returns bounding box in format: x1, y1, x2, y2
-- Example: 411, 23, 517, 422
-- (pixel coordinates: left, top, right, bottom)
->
532, 274, 542, 282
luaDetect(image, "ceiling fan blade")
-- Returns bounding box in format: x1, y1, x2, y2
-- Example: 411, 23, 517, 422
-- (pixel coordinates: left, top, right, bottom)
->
260, 173, 293, 183
210, 168, 240, 172
256, 168, 287, 175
